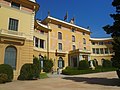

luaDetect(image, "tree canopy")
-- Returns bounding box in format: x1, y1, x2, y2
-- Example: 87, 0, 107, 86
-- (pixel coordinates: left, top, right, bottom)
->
103, 0, 120, 69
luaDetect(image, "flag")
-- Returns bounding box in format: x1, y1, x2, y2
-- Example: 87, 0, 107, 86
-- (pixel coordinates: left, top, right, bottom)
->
64, 12, 68, 21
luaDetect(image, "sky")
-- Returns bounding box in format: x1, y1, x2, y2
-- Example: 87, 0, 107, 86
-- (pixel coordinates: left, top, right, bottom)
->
36, 0, 115, 38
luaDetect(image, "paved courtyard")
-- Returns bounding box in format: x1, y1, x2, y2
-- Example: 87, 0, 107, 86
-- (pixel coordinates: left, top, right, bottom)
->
0, 71, 120, 90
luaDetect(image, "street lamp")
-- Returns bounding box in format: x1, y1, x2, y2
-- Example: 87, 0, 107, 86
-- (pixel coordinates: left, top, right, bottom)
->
39, 54, 43, 68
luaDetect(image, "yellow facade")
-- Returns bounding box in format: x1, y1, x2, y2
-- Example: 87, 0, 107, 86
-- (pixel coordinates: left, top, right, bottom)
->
0, 0, 39, 79
90, 38, 113, 65
0, 0, 114, 79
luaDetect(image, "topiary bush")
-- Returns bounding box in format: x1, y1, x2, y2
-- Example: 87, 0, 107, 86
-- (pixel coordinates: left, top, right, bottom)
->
33, 57, 41, 79
18, 63, 38, 80
0, 64, 13, 82
43, 57, 53, 73
0, 73, 8, 84
102, 59, 112, 68
78, 60, 89, 70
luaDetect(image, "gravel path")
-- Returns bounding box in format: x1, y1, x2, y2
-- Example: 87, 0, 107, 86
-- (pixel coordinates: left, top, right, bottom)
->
0, 71, 120, 90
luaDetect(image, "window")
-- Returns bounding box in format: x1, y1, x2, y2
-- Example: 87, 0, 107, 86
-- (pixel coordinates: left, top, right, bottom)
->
96, 48, 99, 54
9, 18, 19, 31
11, 2, 20, 9
58, 24, 62, 28
108, 41, 112, 44
71, 28, 75, 32
58, 32, 62, 40
83, 38, 86, 44
100, 48, 104, 54
39, 55, 44, 68
72, 35, 75, 42
99, 42, 104, 45
40, 30, 44, 34
92, 42, 95, 45
83, 32, 85, 35
84, 47, 86, 50
109, 48, 113, 53
35, 37, 38, 47
73, 45, 76, 50
4, 46, 17, 69
92, 48, 95, 54
58, 57, 64, 69
105, 48, 109, 54
58, 43, 62, 50
40, 39, 45, 49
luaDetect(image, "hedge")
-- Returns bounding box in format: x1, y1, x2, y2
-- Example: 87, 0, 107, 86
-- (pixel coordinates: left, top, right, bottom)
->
0, 64, 13, 82
18, 64, 37, 80
78, 60, 89, 70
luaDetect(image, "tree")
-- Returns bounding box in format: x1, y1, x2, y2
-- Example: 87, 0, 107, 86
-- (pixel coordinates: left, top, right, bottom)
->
103, 0, 120, 78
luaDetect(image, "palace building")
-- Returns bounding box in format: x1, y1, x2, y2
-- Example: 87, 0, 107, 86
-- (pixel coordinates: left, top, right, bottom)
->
0, 0, 113, 79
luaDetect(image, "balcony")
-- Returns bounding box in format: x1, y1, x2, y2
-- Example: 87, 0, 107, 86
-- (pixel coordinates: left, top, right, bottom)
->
0, 29, 26, 40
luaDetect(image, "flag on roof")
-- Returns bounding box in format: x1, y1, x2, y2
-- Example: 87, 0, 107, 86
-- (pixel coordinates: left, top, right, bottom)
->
64, 12, 68, 21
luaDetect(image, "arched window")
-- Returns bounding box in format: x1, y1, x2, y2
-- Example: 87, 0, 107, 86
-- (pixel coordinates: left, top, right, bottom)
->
58, 57, 64, 69
83, 38, 86, 44
58, 32, 62, 40
73, 45, 76, 50
72, 35, 75, 42
4, 46, 17, 69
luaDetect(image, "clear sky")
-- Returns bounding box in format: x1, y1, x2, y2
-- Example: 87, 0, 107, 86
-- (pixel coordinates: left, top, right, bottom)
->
36, 0, 115, 38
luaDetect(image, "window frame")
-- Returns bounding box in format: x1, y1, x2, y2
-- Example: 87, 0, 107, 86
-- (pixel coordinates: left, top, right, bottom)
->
8, 18, 19, 31
58, 43, 62, 51
11, 2, 20, 9
72, 45, 76, 50
58, 32, 62, 40
72, 35, 75, 42
83, 38, 86, 44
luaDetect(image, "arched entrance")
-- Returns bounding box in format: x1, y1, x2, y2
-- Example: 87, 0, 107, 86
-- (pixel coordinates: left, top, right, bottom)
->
58, 57, 64, 69
4, 46, 17, 69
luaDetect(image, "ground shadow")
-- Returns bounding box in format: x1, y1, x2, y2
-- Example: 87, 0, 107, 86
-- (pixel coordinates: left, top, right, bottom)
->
62, 77, 120, 86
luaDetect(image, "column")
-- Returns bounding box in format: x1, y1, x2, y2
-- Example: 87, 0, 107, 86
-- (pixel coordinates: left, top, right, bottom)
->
38, 39, 40, 48
88, 55, 90, 61
79, 54, 82, 61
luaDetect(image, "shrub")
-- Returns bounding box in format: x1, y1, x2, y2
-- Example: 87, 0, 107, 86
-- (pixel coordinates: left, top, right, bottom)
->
62, 69, 81, 75
0, 73, 8, 84
78, 60, 89, 70
65, 66, 78, 70
102, 59, 112, 68
33, 57, 41, 79
0, 64, 13, 82
18, 63, 38, 80
43, 57, 53, 73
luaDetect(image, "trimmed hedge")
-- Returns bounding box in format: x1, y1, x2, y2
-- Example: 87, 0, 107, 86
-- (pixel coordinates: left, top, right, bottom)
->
0, 73, 8, 84
102, 59, 112, 68
33, 57, 41, 79
78, 60, 89, 70
18, 64, 38, 80
0, 64, 13, 82
43, 57, 53, 73
62, 66, 117, 75
18, 57, 41, 80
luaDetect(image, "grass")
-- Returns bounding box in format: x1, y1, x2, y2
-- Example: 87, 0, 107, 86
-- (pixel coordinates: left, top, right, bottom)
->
40, 73, 48, 79
62, 66, 117, 75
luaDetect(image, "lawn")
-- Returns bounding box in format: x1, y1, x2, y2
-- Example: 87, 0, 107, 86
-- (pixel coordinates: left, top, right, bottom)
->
40, 73, 48, 79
